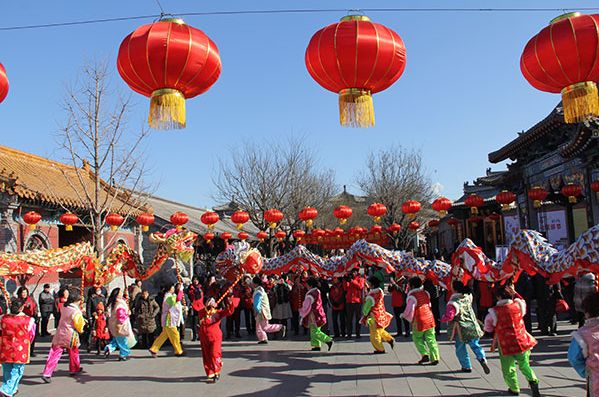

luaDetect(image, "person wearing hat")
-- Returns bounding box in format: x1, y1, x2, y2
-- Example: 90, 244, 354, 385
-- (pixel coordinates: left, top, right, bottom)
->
38, 284, 54, 337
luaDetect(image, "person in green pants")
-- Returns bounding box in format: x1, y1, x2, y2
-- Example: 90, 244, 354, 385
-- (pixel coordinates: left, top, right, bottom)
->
299, 277, 333, 352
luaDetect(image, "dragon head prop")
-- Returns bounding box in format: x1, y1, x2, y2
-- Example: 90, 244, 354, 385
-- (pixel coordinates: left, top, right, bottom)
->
149, 228, 197, 263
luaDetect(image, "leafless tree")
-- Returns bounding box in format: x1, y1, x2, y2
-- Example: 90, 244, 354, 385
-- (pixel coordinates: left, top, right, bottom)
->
54, 60, 152, 257
213, 138, 336, 253
356, 146, 435, 250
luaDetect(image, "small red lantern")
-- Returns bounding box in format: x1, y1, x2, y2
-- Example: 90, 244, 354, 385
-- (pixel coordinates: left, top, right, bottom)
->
431, 197, 452, 217
592, 180, 599, 199
370, 225, 383, 234
170, 211, 189, 230
60, 212, 79, 232
495, 190, 517, 211
135, 213, 154, 232
468, 216, 483, 224
334, 227, 345, 239
0, 64, 9, 104
238, 232, 249, 241
447, 217, 460, 227
230, 210, 250, 230
561, 183, 583, 204
203, 232, 215, 243
23, 211, 41, 230
256, 231, 269, 242
201, 211, 220, 230
367, 203, 387, 223
387, 223, 401, 234
305, 15, 407, 127
275, 230, 286, 242
521, 13, 599, 123
333, 205, 353, 225
528, 186, 549, 208
488, 213, 501, 222
402, 200, 421, 220
408, 221, 420, 231
293, 229, 306, 242
428, 219, 440, 228
221, 232, 232, 243
264, 209, 284, 229
464, 194, 484, 215
105, 213, 124, 231
299, 207, 318, 228
117, 18, 222, 130
312, 228, 326, 241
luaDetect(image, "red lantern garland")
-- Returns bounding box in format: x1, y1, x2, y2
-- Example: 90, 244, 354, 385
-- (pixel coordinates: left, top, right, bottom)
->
561, 183, 583, 204
521, 12, 599, 123
431, 197, 452, 217
0, 64, 9, 104
305, 15, 407, 128
105, 213, 124, 231
256, 231, 269, 242
135, 213, 154, 232
495, 190, 516, 211
299, 207, 318, 228
367, 203, 387, 223
23, 211, 41, 231
230, 210, 250, 230
117, 18, 221, 130
402, 200, 421, 220
170, 211, 189, 230
528, 186, 549, 208
201, 211, 220, 230
238, 232, 249, 241
333, 205, 353, 225
464, 194, 484, 215
264, 209, 284, 229
60, 212, 79, 232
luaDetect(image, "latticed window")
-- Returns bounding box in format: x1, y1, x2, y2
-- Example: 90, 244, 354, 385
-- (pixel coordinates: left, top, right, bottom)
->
25, 234, 47, 251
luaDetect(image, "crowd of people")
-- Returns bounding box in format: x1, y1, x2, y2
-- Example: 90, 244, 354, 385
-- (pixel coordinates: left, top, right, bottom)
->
0, 266, 595, 396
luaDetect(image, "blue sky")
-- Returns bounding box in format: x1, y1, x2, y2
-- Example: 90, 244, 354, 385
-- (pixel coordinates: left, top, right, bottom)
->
0, 0, 594, 208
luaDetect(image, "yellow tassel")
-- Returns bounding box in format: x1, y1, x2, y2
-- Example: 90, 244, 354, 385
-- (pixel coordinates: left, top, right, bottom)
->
110, 225, 118, 231
269, 222, 277, 229
501, 204, 510, 211
66, 225, 73, 231
471, 207, 479, 215
374, 216, 381, 223
561, 82, 599, 124
338, 88, 374, 128
28, 224, 35, 231
149, 88, 186, 130
236, 223, 243, 230
142, 225, 149, 232
340, 219, 347, 225
440, 210, 447, 217
306, 219, 313, 228
534, 200, 541, 208
569, 196, 577, 204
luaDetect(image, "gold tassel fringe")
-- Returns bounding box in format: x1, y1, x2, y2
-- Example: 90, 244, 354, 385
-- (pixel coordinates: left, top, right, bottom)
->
142, 225, 149, 232
533, 200, 541, 208
149, 88, 186, 130
66, 225, 73, 231
339, 88, 374, 128
569, 196, 577, 204
561, 82, 599, 124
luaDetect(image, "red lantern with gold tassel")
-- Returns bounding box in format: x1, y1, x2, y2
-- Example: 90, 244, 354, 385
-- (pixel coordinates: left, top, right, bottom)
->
0, 64, 9, 104
221, 232, 232, 244
402, 200, 421, 220
561, 183, 583, 203
60, 212, 79, 232
387, 223, 401, 234
521, 13, 599, 124
203, 232, 215, 244
367, 203, 387, 223
117, 18, 221, 130
305, 15, 407, 128
264, 209, 284, 230
591, 180, 599, 200
293, 229, 305, 243
170, 212, 188, 230
464, 194, 484, 215
256, 231, 269, 242
495, 190, 516, 211
105, 213, 124, 231
230, 210, 250, 230
431, 197, 452, 217
201, 211, 220, 230
274, 230, 286, 242
333, 205, 353, 225
299, 207, 318, 228
408, 221, 420, 231
135, 213, 154, 232
528, 186, 549, 208
23, 211, 41, 231
238, 232, 249, 241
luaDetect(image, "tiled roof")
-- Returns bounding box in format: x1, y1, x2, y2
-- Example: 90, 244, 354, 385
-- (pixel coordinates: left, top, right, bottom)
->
453, 186, 500, 207
0, 145, 146, 215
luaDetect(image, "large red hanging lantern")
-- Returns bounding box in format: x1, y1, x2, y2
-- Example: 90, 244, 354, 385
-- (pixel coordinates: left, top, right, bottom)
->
528, 186, 549, 208
521, 12, 599, 123
495, 190, 517, 211
402, 200, 421, 220
299, 207, 318, 228
0, 64, 9, 104
367, 203, 387, 223
305, 15, 407, 128
431, 197, 452, 217
117, 18, 221, 130
256, 231, 269, 242
105, 213, 124, 231
135, 213, 154, 232
230, 210, 250, 230
264, 209, 284, 229
170, 211, 189, 230
561, 183, 583, 203
333, 205, 353, 225
464, 194, 484, 215
23, 211, 41, 231
201, 211, 220, 230
60, 212, 79, 232
591, 180, 599, 199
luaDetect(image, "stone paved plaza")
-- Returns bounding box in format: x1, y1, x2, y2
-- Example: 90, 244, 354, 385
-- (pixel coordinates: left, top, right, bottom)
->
17, 321, 585, 397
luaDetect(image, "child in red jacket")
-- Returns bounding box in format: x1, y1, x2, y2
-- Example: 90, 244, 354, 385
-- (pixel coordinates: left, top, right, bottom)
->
92, 302, 110, 354
198, 296, 239, 383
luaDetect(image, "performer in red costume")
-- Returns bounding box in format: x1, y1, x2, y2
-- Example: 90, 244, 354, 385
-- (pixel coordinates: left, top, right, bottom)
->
198, 296, 240, 383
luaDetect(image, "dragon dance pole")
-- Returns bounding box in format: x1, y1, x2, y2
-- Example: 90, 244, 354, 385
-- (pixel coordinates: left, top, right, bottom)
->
79, 263, 85, 309
213, 274, 242, 308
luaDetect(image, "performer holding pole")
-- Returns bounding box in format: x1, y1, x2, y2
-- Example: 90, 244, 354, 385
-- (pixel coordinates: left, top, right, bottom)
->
361, 276, 394, 354
299, 277, 333, 351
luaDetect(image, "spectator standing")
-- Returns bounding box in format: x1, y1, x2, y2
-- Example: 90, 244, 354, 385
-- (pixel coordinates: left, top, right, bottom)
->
344, 268, 365, 339
329, 276, 346, 339
389, 274, 410, 338
574, 271, 597, 327
38, 284, 54, 337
